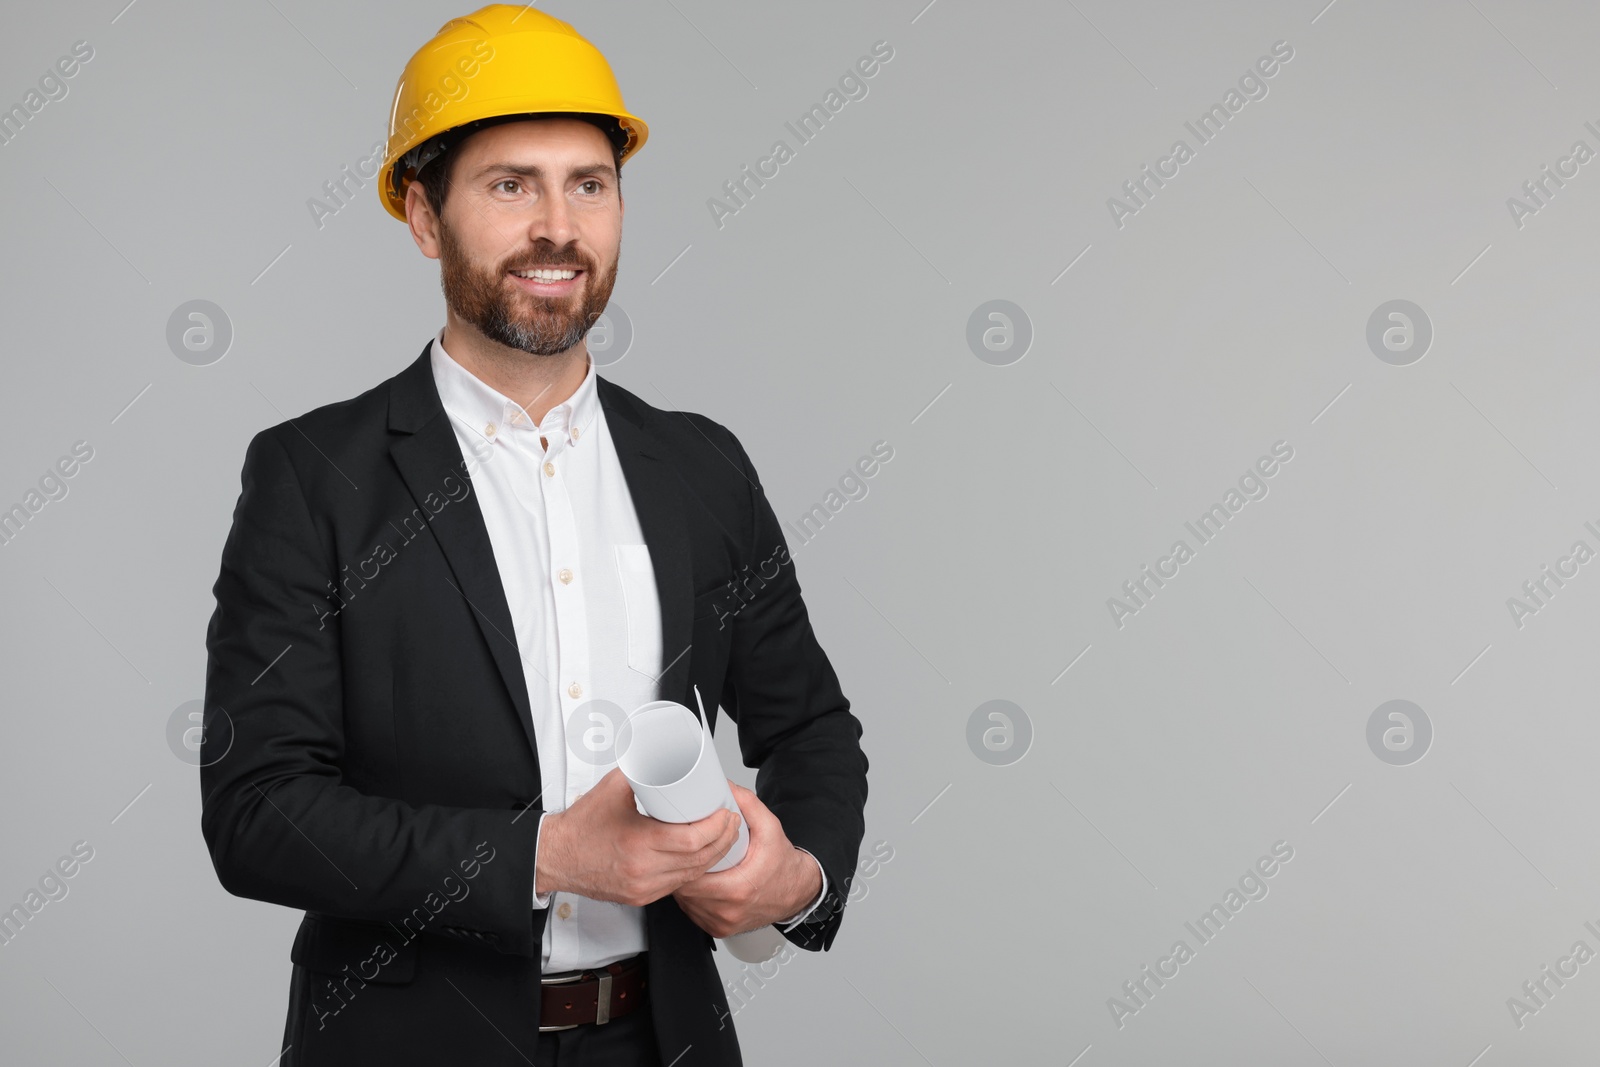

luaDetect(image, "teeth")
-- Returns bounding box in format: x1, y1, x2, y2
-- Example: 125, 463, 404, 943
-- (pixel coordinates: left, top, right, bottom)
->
513, 269, 577, 281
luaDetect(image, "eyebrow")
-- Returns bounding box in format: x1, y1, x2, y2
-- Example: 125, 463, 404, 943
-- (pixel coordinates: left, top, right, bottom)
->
468, 161, 618, 184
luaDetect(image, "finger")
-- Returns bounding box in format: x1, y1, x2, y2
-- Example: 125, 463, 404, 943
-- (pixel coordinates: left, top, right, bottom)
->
602, 766, 638, 800
676, 813, 742, 875
688, 832, 738, 875
586, 767, 623, 805
727, 783, 773, 829
600, 768, 657, 822
727, 781, 757, 811
655, 809, 737, 855
702, 817, 748, 882
718, 809, 742, 851
728, 791, 778, 846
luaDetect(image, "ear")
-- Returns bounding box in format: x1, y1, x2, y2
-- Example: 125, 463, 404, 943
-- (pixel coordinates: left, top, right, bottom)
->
406, 181, 442, 260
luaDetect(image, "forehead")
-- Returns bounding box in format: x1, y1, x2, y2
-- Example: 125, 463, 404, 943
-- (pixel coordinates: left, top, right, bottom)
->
455, 117, 615, 168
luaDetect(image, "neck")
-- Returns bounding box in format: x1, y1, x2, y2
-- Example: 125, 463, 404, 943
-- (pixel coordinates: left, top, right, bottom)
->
441, 312, 589, 423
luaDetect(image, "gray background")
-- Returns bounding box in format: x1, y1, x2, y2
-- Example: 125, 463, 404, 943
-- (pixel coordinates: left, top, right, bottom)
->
2, 0, 1598, 1063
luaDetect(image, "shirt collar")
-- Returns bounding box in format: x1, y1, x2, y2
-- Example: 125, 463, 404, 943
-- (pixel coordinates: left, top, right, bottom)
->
429, 326, 598, 451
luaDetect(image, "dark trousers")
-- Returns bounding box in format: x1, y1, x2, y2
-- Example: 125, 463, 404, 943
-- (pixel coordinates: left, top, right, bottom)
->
536, 984, 662, 1066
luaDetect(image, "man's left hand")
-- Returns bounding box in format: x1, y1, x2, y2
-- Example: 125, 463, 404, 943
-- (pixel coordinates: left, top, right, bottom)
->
671, 781, 821, 938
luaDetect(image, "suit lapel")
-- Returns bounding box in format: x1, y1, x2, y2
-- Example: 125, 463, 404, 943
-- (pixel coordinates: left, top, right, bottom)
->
384, 344, 700, 782
387, 346, 541, 763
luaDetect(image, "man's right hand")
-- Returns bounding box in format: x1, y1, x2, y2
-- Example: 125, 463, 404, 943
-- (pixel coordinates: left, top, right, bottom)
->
534, 767, 743, 907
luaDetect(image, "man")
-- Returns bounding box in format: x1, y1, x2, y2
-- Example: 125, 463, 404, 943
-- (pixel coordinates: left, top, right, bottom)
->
199, 7, 869, 1066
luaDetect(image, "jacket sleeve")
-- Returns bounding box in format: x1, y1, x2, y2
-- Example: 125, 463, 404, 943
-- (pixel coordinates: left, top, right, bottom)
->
715, 427, 869, 952
199, 427, 546, 957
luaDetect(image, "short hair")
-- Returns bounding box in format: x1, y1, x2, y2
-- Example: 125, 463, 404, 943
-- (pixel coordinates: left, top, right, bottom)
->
412, 112, 626, 218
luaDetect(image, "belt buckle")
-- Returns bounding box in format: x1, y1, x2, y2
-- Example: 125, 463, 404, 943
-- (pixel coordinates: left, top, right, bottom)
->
539, 970, 585, 1032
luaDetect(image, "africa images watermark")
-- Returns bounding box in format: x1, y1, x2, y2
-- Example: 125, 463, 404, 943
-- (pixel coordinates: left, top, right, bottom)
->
0, 39, 95, 148
707, 439, 894, 630
707, 40, 895, 230
1504, 518, 1600, 630
1106, 440, 1295, 629
1107, 39, 1295, 229
307, 36, 496, 230
1106, 840, 1295, 1030
782, 440, 894, 552
1505, 920, 1600, 1030
307, 138, 389, 231
0, 840, 95, 948
1, 439, 95, 549
1505, 119, 1600, 231
311, 432, 494, 629
308, 841, 497, 1029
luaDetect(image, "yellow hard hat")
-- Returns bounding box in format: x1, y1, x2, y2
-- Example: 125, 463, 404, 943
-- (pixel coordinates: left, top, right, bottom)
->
379, 4, 649, 222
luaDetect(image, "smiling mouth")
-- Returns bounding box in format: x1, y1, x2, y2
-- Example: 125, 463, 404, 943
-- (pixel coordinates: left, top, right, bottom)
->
510, 267, 582, 281
507, 267, 584, 296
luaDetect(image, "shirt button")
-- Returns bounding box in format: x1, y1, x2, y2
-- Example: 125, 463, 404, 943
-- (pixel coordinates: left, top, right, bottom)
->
571, 426, 581, 440
556, 902, 573, 920
484, 422, 497, 437
558, 568, 573, 584
568, 682, 582, 698
544, 461, 555, 477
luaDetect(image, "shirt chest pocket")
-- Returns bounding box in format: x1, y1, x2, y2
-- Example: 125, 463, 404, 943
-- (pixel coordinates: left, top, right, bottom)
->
613, 543, 663, 677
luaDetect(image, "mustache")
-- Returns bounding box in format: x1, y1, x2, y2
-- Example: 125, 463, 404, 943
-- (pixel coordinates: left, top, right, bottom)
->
504, 249, 591, 272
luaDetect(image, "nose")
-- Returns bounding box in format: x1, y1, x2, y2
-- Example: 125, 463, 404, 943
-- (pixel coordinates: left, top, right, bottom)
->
529, 186, 575, 248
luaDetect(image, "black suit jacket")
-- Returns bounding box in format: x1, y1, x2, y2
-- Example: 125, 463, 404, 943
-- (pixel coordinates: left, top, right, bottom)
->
199, 342, 869, 1067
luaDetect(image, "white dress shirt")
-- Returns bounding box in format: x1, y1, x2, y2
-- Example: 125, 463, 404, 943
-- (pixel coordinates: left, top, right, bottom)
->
430, 328, 826, 973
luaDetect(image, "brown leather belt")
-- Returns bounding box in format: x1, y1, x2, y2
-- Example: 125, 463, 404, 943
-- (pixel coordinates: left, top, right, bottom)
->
539, 952, 648, 1032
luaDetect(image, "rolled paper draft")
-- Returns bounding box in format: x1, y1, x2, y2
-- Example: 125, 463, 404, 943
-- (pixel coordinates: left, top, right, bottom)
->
617, 689, 747, 871
617, 686, 788, 963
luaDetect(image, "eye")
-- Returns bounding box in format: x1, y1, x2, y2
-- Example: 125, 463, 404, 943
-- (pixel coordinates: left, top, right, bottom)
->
578, 179, 602, 195
494, 178, 522, 195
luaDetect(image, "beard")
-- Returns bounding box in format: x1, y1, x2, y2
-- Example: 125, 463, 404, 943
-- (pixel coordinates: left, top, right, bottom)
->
438, 221, 619, 357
